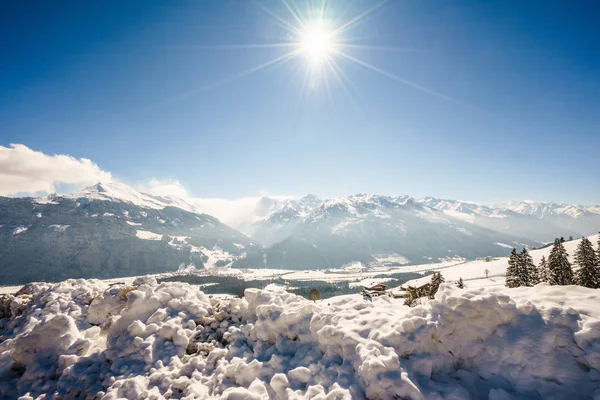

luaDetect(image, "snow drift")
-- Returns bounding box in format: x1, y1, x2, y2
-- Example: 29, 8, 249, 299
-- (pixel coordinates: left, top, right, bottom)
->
1, 278, 599, 399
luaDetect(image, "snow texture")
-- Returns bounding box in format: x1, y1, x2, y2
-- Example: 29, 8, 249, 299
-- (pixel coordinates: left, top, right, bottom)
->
136, 230, 164, 241
1, 278, 600, 399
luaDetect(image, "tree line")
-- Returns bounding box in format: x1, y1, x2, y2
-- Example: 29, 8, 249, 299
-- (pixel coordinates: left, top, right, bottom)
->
505, 235, 600, 289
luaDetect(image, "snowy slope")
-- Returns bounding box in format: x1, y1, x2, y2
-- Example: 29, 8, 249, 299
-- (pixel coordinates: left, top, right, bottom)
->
238, 194, 540, 270
250, 194, 600, 243
403, 233, 600, 289
0, 183, 255, 284
239, 193, 600, 271
1, 277, 599, 399
418, 197, 600, 240
245, 195, 322, 245
67, 181, 202, 213
3, 183, 599, 283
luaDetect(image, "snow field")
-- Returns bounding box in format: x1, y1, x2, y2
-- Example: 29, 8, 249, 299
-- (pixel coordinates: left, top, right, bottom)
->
404, 234, 600, 289
1, 277, 599, 399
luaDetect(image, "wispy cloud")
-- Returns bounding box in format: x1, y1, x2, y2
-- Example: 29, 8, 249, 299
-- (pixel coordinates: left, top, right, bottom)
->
137, 177, 293, 228
0, 144, 112, 196
0, 144, 292, 228
137, 178, 190, 199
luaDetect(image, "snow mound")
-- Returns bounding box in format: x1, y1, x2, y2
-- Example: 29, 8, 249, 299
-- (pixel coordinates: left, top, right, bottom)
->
1, 279, 599, 399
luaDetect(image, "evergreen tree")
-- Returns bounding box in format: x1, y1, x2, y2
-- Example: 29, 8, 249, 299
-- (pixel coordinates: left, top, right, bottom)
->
456, 277, 465, 289
574, 237, 600, 288
530, 261, 540, 285
538, 255, 550, 283
403, 287, 418, 307
548, 238, 573, 285
560, 237, 566, 243
505, 248, 520, 288
428, 272, 445, 298
518, 248, 534, 286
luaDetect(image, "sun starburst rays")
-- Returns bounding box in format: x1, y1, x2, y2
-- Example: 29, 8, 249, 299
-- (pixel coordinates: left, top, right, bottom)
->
168, 0, 468, 113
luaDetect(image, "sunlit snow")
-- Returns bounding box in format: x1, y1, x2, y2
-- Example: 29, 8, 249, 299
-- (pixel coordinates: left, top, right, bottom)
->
135, 230, 163, 240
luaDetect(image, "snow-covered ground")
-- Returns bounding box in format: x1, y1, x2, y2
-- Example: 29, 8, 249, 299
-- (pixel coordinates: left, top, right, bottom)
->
403, 234, 600, 289
1, 276, 599, 399
149, 257, 465, 288
2, 234, 599, 398
0, 234, 595, 297
136, 230, 164, 241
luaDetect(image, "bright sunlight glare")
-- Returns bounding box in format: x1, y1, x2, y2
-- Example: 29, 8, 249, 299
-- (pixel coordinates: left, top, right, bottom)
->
186, 0, 467, 111
300, 24, 334, 65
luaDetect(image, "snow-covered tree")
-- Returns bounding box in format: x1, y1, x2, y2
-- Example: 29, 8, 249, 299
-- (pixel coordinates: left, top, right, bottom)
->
428, 272, 445, 298
505, 248, 520, 288
518, 248, 535, 286
574, 237, 600, 288
521, 248, 539, 285
456, 277, 465, 289
538, 255, 550, 283
548, 238, 573, 285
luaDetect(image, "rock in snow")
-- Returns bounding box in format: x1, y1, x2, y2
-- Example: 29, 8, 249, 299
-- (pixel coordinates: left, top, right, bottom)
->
0, 279, 599, 399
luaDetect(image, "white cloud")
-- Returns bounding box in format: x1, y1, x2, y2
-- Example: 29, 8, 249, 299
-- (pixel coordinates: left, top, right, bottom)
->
137, 178, 294, 229
138, 178, 190, 199
192, 195, 296, 229
139, 178, 268, 228
192, 197, 265, 228
0, 144, 112, 196
0, 144, 291, 229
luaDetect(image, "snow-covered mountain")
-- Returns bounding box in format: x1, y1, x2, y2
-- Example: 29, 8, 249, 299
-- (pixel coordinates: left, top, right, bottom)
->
416, 197, 600, 240
246, 194, 322, 245
249, 193, 600, 241
65, 182, 202, 214
2, 184, 599, 283
235, 194, 536, 270
0, 182, 256, 284
418, 196, 600, 220
236, 193, 600, 270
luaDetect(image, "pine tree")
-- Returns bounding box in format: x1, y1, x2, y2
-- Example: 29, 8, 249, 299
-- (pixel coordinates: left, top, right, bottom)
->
456, 277, 465, 289
574, 237, 600, 288
530, 262, 540, 285
548, 238, 573, 285
518, 248, 534, 286
505, 248, 520, 288
525, 250, 540, 285
428, 272, 445, 298
538, 255, 550, 283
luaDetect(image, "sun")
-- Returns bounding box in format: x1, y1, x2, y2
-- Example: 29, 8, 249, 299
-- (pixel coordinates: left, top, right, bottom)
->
188, 1, 464, 109
300, 23, 335, 65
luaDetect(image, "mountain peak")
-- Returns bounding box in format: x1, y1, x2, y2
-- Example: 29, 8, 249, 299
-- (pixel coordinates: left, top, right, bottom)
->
81, 181, 133, 194
71, 181, 167, 210
299, 194, 321, 207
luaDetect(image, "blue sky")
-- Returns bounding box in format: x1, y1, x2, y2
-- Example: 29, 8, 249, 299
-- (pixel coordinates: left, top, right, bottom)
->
1, 0, 599, 204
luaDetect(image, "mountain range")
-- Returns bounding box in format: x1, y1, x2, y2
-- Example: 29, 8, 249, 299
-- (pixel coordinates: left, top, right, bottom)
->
0, 182, 255, 284
1, 182, 599, 284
